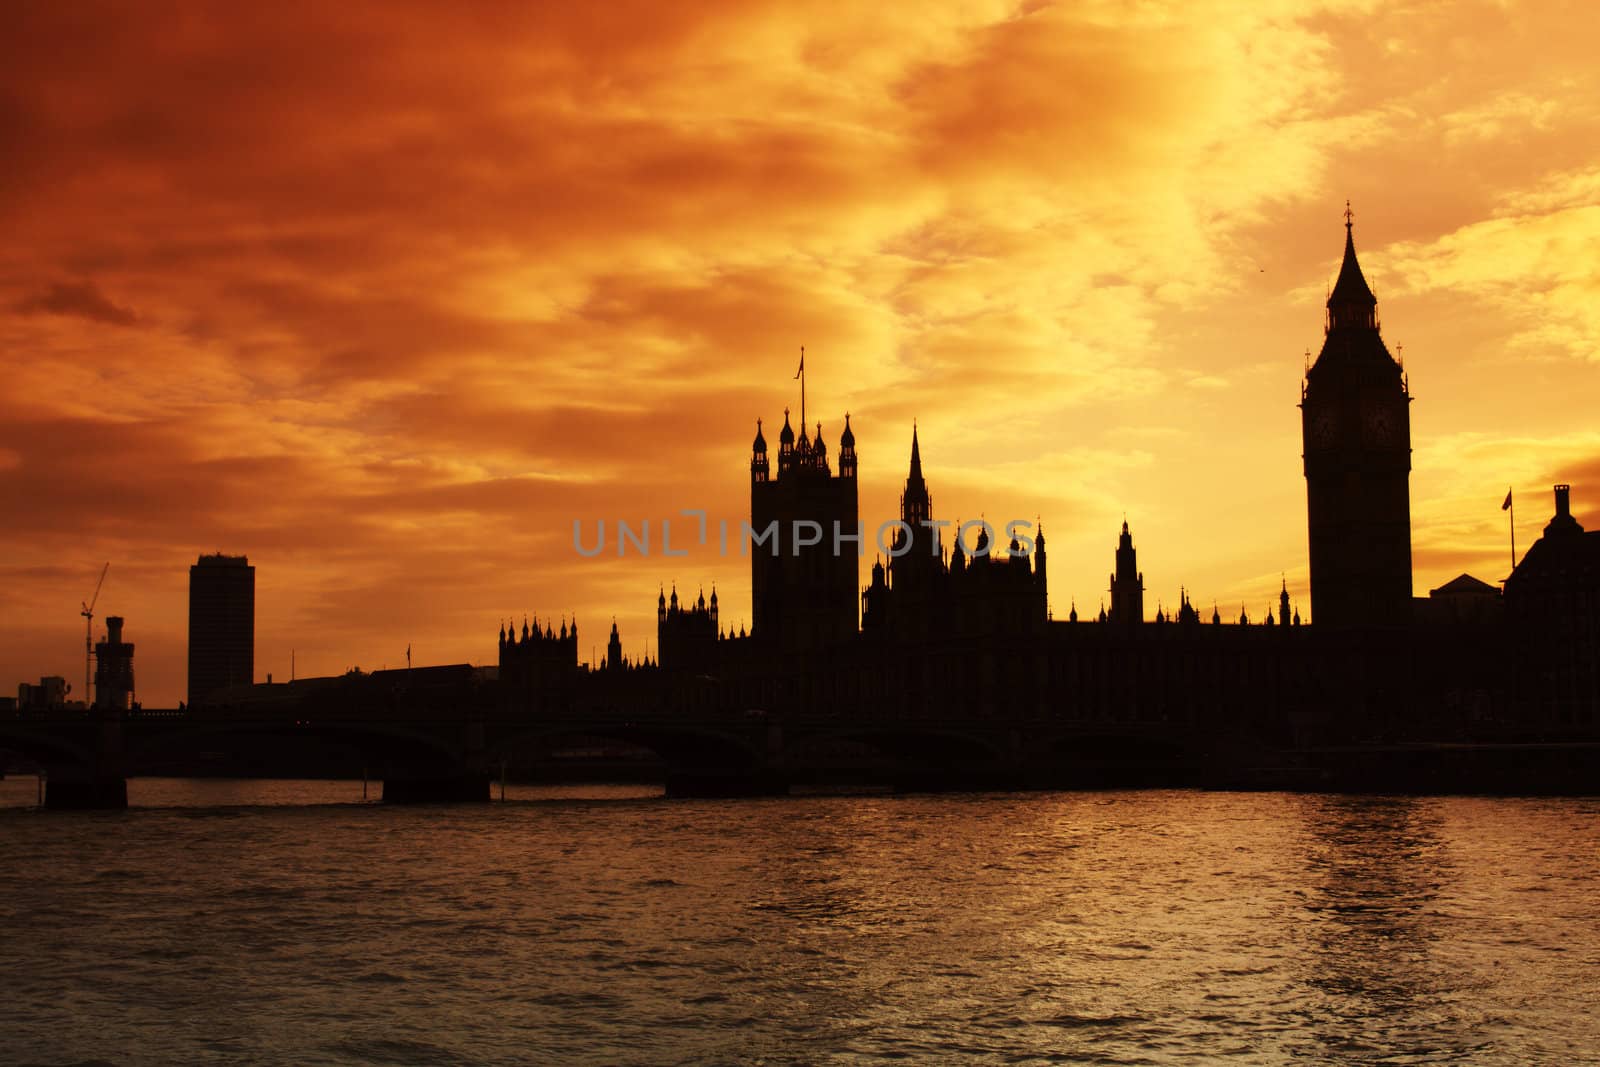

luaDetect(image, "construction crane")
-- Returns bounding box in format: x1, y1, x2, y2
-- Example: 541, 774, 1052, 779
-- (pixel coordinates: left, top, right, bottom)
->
81, 562, 109, 709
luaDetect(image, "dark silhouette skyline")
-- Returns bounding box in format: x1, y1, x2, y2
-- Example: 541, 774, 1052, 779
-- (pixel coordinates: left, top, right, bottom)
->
5, 219, 1600, 807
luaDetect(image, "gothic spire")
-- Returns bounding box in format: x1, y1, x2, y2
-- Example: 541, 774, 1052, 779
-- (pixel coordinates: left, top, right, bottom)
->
1327, 203, 1378, 330
901, 423, 930, 524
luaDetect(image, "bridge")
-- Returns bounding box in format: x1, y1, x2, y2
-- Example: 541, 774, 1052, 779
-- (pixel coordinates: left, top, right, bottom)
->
0, 703, 1208, 809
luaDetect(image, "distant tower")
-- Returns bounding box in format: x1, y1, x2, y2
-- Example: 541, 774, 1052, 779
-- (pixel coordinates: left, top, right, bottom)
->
750, 372, 860, 651
188, 554, 255, 704
1301, 208, 1413, 627
606, 620, 623, 670
892, 426, 941, 576
94, 616, 135, 711
1109, 521, 1144, 624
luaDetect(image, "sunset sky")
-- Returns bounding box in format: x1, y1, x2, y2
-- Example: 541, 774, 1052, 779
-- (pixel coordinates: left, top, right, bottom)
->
3, 2, 1598, 706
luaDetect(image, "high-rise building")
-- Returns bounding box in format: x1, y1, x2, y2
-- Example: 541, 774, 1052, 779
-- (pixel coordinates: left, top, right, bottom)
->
1301, 212, 1413, 627
188, 554, 254, 704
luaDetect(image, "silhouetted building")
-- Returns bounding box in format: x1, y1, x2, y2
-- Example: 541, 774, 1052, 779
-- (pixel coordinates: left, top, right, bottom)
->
750, 408, 859, 651
1505, 484, 1600, 732
17, 676, 69, 710
1302, 213, 1413, 627
1109, 521, 1144, 625
481, 212, 1600, 774
94, 616, 135, 712
1416, 574, 1502, 626
499, 616, 579, 704
860, 429, 1047, 641
188, 554, 255, 705
605, 620, 624, 671
658, 586, 722, 672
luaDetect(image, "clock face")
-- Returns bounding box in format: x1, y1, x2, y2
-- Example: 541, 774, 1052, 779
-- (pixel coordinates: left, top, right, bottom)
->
1364, 406, 1395, 445
1308, 412, 1337, 448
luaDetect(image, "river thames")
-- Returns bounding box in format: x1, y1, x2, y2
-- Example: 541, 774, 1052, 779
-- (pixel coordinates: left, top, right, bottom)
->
2, 779, 1597, 1064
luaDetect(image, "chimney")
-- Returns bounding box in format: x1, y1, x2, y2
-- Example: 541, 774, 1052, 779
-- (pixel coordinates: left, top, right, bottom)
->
1554, 484, 1571, 518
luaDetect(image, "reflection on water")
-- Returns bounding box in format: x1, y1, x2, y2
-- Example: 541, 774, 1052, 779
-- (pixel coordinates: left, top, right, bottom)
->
1292, 796, 1481, 1061
2, 781, 1597, 1064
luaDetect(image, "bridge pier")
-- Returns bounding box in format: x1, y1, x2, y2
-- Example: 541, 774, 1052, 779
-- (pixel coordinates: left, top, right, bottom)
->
42, 711, 129, 809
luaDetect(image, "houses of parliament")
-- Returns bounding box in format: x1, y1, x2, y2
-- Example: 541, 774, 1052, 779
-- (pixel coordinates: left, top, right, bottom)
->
498, 214, 1600, 750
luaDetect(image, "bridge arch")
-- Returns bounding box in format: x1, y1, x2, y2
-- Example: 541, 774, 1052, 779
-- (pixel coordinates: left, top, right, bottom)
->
0, 723, 95, 771
124, 718, 464, 769
489, 721, 764, 771
787, 724, 1007, 765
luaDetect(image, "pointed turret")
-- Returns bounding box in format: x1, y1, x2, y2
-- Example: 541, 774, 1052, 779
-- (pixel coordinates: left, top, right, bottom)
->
838, 413, 857, 479
751, 418, 770, 484
901, 424, 930, 527
606, 618, 622, 671
1327, 207, 1378, 331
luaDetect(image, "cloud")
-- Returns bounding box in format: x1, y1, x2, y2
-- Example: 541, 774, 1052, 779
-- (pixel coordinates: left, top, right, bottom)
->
1385, 199, 1600, 362
12, 280, 137, 325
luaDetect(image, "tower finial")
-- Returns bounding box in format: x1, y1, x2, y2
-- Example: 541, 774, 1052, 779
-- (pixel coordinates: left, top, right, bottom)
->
1344, 199, 1353, 229
795, 345, 806, 440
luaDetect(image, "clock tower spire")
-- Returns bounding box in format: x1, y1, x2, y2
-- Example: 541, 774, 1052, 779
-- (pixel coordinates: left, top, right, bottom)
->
1300, 206, 1413, 627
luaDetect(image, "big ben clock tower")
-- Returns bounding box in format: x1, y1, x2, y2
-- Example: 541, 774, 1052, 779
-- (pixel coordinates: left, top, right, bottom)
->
1301, 207, 1413, 627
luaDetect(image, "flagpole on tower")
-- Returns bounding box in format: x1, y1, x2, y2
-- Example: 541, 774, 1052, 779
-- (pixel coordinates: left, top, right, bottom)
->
1503, 487, 1516, 574
795, 346, 806, 435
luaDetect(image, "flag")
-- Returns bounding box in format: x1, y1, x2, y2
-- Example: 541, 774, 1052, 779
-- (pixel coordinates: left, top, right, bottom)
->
1502, 489, 1512, 511
794, 348, 804, 379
